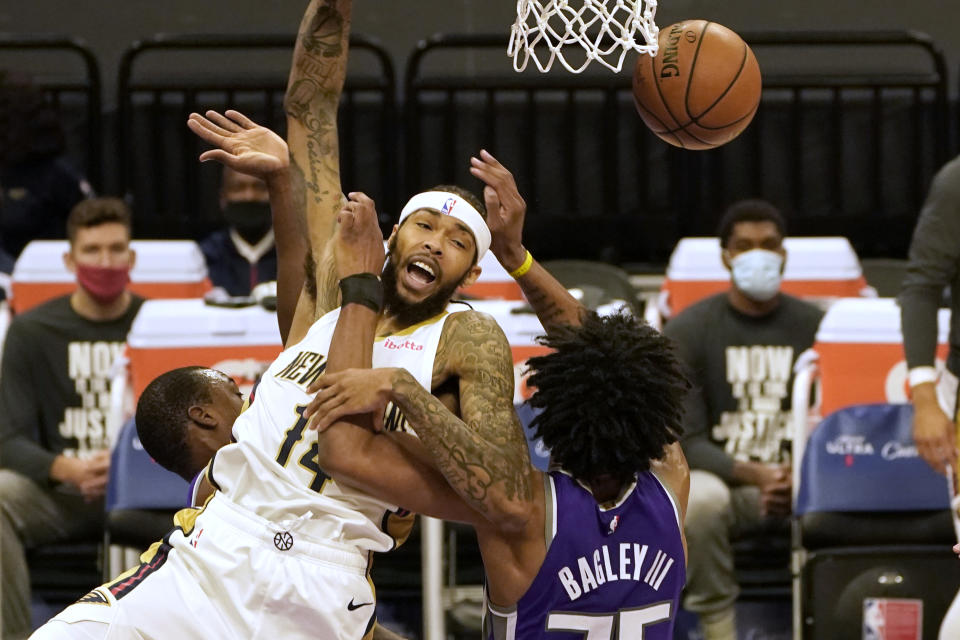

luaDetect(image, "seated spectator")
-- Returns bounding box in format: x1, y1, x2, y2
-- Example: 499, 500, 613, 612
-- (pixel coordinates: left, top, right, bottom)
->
199, 167, 277, 296
0, 71, 93, 257
0, 197, 143, 639
662, 199, 824, 640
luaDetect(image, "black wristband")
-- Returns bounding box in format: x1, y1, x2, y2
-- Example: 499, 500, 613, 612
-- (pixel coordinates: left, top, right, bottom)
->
339, 273, 384, 313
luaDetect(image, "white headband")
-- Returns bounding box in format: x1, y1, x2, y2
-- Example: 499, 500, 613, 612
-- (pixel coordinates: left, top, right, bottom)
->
398, 191, 491, 261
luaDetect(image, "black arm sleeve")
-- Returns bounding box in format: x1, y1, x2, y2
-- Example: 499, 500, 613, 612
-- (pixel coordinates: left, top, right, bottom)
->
900, 157, 960, 368
0, 321, 55, 483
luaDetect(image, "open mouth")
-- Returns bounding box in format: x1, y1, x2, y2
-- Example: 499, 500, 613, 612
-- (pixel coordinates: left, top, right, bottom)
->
405, 259, 437, 287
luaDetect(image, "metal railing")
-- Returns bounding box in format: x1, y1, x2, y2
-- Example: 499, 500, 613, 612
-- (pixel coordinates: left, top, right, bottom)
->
405, 31, 950, 263
116, 33, 396, 239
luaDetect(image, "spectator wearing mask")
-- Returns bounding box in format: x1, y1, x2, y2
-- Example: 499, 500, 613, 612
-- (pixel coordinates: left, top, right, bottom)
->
662, 199, 824, 640
199, 167, 277, 296
0, 198, 143, 639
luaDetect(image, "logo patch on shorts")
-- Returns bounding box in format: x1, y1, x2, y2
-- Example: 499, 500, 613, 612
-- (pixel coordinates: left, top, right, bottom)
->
78, 589, 110, 606
274, 531, 294, 551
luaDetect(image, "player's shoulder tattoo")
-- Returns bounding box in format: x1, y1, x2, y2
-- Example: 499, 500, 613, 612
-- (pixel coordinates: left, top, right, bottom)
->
434, 309, 514, 387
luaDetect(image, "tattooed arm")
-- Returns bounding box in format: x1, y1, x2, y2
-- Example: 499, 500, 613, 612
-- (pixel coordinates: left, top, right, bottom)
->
285, 0, 351, 319
307, 310, 535, 532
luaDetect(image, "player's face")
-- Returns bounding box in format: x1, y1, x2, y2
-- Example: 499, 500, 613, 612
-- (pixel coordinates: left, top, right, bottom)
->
724, 221, 784, 259
386, 210, 481, 304
209, 374, 245, 435
68, 223, 134, 269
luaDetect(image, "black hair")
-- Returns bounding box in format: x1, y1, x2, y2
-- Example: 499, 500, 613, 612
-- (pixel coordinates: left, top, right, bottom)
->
135, 366, 214, 480
716, 199, 786, 249
526, 310, 689, 484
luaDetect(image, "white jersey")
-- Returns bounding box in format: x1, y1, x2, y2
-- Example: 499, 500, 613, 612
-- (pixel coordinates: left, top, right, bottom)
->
210, 306, 453, 554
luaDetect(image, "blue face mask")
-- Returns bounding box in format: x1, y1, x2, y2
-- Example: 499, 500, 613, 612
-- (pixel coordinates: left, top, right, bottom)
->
729, 249, 783, 302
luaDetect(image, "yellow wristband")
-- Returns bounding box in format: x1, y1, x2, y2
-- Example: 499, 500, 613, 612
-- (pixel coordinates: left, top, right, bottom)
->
508, 250, 534, 279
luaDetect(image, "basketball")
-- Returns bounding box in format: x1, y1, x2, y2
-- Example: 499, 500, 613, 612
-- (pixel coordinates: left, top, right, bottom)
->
632, 20, 762, 150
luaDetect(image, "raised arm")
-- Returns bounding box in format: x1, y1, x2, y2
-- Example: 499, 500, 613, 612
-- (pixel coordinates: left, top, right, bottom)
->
470, 150, 585, 332
285, 0, 352, 317
186, 110, 305, 345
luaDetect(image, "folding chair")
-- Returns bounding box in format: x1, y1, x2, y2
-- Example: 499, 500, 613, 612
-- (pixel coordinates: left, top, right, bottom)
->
103, 417, 189, 579
793, 403, 960, 639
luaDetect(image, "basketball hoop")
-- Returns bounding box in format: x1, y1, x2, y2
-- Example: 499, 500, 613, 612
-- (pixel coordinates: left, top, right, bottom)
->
508, 0, 660, 74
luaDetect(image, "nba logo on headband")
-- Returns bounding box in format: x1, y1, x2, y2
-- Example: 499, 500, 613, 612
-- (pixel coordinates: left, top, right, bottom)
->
440, 197, 457, 215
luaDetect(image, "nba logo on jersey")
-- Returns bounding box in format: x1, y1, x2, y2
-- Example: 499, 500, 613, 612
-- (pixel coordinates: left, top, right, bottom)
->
608, 515, 620, 534
440, 197, 457, 215
863, 598, 922, 640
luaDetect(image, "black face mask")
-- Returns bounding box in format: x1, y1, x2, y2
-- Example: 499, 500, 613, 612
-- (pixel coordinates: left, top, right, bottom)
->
222, 201, 272, 242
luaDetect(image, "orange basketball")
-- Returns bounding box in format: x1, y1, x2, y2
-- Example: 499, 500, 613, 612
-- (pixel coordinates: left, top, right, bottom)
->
632, 20, 762, 150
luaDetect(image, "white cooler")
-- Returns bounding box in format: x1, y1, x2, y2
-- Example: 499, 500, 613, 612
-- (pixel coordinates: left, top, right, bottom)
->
789, 297, 951, 508
126, 299, 282, 400
802, 297, 950, 417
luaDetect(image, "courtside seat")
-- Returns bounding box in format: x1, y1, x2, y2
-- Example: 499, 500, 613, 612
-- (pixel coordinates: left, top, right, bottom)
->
794, 403, 959, 639
11, 240, 211, 314
104, 418, 187, 578
540, 259, 642, 315
652, 237, 870, 328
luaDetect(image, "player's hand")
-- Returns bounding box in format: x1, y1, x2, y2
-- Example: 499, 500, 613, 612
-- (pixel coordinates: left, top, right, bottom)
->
335, 192, 385, 279
469, 150, 527, 272
912, 384, 957, 474
304, 368, 396, 432
187, 109, 289, 179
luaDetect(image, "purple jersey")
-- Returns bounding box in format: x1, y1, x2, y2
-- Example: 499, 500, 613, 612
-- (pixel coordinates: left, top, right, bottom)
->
484, 470, 685, 640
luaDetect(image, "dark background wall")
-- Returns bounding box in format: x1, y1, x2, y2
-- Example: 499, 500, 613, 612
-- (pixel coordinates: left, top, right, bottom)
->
3, 1, 958, 264
3, 1, 959, 98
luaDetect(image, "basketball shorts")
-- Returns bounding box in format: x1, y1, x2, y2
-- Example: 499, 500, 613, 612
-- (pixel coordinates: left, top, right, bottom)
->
31, 493, 378, 639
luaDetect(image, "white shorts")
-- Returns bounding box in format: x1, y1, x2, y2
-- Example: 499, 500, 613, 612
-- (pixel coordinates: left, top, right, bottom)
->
31, 493, 378, 640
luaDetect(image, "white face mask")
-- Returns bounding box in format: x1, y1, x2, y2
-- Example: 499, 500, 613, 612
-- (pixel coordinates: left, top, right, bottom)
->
729, 249, 784, 302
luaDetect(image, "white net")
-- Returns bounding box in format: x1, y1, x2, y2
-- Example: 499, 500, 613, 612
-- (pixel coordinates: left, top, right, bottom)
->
508, 0, 660, 74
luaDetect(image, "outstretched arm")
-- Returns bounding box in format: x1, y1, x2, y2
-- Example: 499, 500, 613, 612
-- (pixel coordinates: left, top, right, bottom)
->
187, 109, 305, 345
285, 0, 352, 318
471, 149, 585, 332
